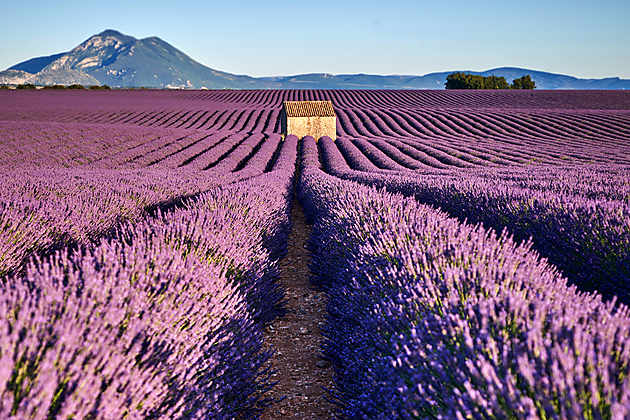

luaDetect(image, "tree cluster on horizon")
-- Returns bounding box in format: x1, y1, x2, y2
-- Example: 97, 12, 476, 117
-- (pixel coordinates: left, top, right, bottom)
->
445, 73, 536, 89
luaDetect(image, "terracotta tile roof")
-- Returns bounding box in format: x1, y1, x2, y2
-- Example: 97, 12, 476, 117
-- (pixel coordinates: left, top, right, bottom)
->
283, 101, 336, 117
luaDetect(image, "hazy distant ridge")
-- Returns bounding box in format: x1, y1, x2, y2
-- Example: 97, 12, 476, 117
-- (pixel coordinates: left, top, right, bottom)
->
2, 30, 628, 90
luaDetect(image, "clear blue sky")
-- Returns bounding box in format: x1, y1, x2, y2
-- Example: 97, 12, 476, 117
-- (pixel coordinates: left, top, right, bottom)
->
1, 0, 629, 78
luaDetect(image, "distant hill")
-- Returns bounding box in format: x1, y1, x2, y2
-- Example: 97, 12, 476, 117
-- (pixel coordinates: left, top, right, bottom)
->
9, 52, 67, 74
1, 30, 629, 90
1, 30, 263, 89
0, 69, 33, 85
260, 69, 630, 90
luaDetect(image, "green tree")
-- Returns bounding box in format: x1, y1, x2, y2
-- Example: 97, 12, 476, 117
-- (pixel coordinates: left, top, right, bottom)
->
485, 75, 510, 89
446, 73, 510, 89
468, 74, 485, 89
445, 72, 469, 89
511, 75, 536, 89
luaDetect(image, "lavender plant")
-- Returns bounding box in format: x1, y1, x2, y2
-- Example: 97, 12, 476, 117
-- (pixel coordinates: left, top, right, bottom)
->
319, 135, 630, 305
299, 136, 630, 419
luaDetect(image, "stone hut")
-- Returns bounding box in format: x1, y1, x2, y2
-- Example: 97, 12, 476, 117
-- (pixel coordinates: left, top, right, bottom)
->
281, 100, 336, 141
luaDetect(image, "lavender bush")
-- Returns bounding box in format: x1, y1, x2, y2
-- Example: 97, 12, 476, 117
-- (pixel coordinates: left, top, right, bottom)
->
1, 87, 629, 418
0, 126, 297, 418
319, 135, 630, 305
300, 136, 630, 419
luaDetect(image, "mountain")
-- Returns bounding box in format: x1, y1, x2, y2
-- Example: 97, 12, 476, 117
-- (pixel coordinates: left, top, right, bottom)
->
29, 68, 100, 86
9, 52, 67, 74
0, 69, 33, 85
2, 30, 265, 89
2, 30, 629, 90
260, 69, 630, 90
479, 67, 629, 89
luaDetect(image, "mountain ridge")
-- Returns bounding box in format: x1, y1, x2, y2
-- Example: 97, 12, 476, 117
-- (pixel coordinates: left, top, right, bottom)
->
2, 29, 629, 90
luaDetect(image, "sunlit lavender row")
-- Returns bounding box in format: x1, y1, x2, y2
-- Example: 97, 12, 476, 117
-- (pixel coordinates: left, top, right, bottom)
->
1, 88, 629, 418
2, 90, 629, 171
317, 135, 630, 306
0, 137, 297, 418
299, 135, 630, 419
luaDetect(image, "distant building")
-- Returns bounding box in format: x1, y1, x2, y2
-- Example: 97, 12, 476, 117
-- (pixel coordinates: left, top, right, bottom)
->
281, 100, 336, 141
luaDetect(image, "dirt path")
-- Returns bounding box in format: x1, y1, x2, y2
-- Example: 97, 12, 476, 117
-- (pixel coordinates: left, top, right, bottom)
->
261, 199, 336, 419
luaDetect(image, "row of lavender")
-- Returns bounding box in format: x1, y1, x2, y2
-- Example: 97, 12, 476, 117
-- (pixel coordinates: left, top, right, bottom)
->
6, 89, 626, 111
335, 134, 630, 171
38, 107, 630, 169
318, 136, 630, 306
4, 114, 628, 174
299, 136, 630, 418
335, 108, 630, 144
3, 90, 629, 176
0, 123, 286, 277
56, 107, 281, 135
0, 137, 297, 418
0, 169, 222, 277
188, 88, 630, 109
59, 107, 629, 149
0, 120, 284, 170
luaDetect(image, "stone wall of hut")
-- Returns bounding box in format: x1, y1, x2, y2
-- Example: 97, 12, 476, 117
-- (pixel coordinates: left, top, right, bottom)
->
282, 115, 336, 141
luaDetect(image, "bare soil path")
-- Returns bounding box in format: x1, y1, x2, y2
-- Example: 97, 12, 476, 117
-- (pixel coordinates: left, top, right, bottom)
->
261, 199, 336, 419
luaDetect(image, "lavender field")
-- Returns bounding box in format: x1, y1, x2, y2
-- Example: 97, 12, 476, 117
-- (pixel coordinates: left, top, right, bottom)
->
1, 88, 629, 419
